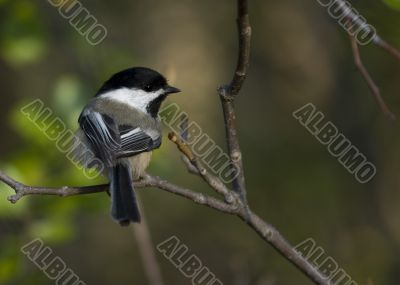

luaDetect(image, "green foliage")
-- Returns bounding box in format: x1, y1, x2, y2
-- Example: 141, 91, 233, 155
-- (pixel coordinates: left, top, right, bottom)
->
0, 238, 21, 284
52, 76, 86, 128
0, 74, 107, 282
383, 0, 400, 9
0, 0, 47, 67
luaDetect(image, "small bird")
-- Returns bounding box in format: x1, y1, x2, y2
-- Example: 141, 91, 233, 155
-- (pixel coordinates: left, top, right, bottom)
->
75, 67, 180, 225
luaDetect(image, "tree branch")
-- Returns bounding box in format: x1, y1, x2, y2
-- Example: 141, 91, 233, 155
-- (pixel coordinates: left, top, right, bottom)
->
0, 168, 329, 284
0, 1, 367, 284
374, 36, 400, 63
167, 131, 329, 285
349, 32, 396, 120
334, 1, 400, 119
0, 171, 237, 214
227, 0, 252, 96
168, 132, 235, 204
0, 170, 108, 203
218, 0, 251, 205
0, 126, 332, 285
334, 0, 400, 62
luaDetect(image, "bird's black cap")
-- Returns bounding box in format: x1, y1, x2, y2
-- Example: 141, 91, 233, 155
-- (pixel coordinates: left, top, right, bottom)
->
96, 67, 180, 95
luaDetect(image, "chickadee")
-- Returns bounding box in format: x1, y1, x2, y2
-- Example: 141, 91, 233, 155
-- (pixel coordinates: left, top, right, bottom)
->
75, 67, 180, 226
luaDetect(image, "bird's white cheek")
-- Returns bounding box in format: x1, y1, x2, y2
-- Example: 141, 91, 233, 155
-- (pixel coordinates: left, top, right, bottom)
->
102, 88, 163, 113
127, 93, 161, 113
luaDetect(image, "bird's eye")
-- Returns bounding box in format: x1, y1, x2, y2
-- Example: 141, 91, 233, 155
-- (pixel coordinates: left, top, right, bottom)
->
144, 85, 152, 92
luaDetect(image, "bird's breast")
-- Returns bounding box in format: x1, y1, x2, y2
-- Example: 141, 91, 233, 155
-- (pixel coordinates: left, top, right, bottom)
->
128, 152, 152, 179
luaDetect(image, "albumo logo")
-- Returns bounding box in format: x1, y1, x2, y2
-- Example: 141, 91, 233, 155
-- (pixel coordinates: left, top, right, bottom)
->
317, 0, 377, 46
47, 0, 108, 46
293, 103, 377, 184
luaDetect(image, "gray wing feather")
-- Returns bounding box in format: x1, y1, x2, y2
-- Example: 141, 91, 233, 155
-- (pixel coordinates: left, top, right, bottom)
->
118, 129, 161, 158
79, 110, 120, 167
79, 109, 161, 165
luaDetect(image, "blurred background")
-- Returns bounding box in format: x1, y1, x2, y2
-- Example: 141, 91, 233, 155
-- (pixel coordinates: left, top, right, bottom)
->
0, 0, 400, 284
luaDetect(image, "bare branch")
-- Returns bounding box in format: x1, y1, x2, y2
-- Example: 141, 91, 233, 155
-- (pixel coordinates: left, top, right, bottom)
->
168, 132, 235, 203
227, 0, 252, 96
168, 132, 195, 161
245, 211, 328, 285
374, 36, 400, 63
331, 1, 400, 119
0, 1, 365, 284
349, 33, 396, 120
0, 170, 237, 214
218, 0, 251, 204
0, 170, 108, 203
0, 168, 329, 284
334, 0, 400, 63
167, 134, 330, 285
0, 123, 335, 285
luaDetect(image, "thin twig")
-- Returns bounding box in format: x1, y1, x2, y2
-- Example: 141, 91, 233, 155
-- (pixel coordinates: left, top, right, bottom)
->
168, 132, 235, 203
218, 0, 251, 205
349, 33, 396, 120
330, 1, 400, 119
178, 114, 199, 174
227, 0, 252, 96
0, 170, 108, 203
0, 0, 360, 284
0, 170, 236, 213
166, 136, 329, 284
0, 169, 329, 284
374, 36, 400, 63
334, 0, 400, 61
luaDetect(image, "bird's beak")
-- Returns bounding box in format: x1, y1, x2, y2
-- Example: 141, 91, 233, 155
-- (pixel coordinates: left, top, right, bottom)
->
165, 86, 181, 95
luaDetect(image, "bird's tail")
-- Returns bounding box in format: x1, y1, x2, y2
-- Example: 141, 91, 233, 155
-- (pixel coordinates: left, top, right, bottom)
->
110, 160, 141, 225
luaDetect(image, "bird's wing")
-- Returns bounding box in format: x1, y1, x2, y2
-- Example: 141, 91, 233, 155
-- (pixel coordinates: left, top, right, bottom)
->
118, 125, 161, 158
79, 109, 161, 166
79, 109, 120, 167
